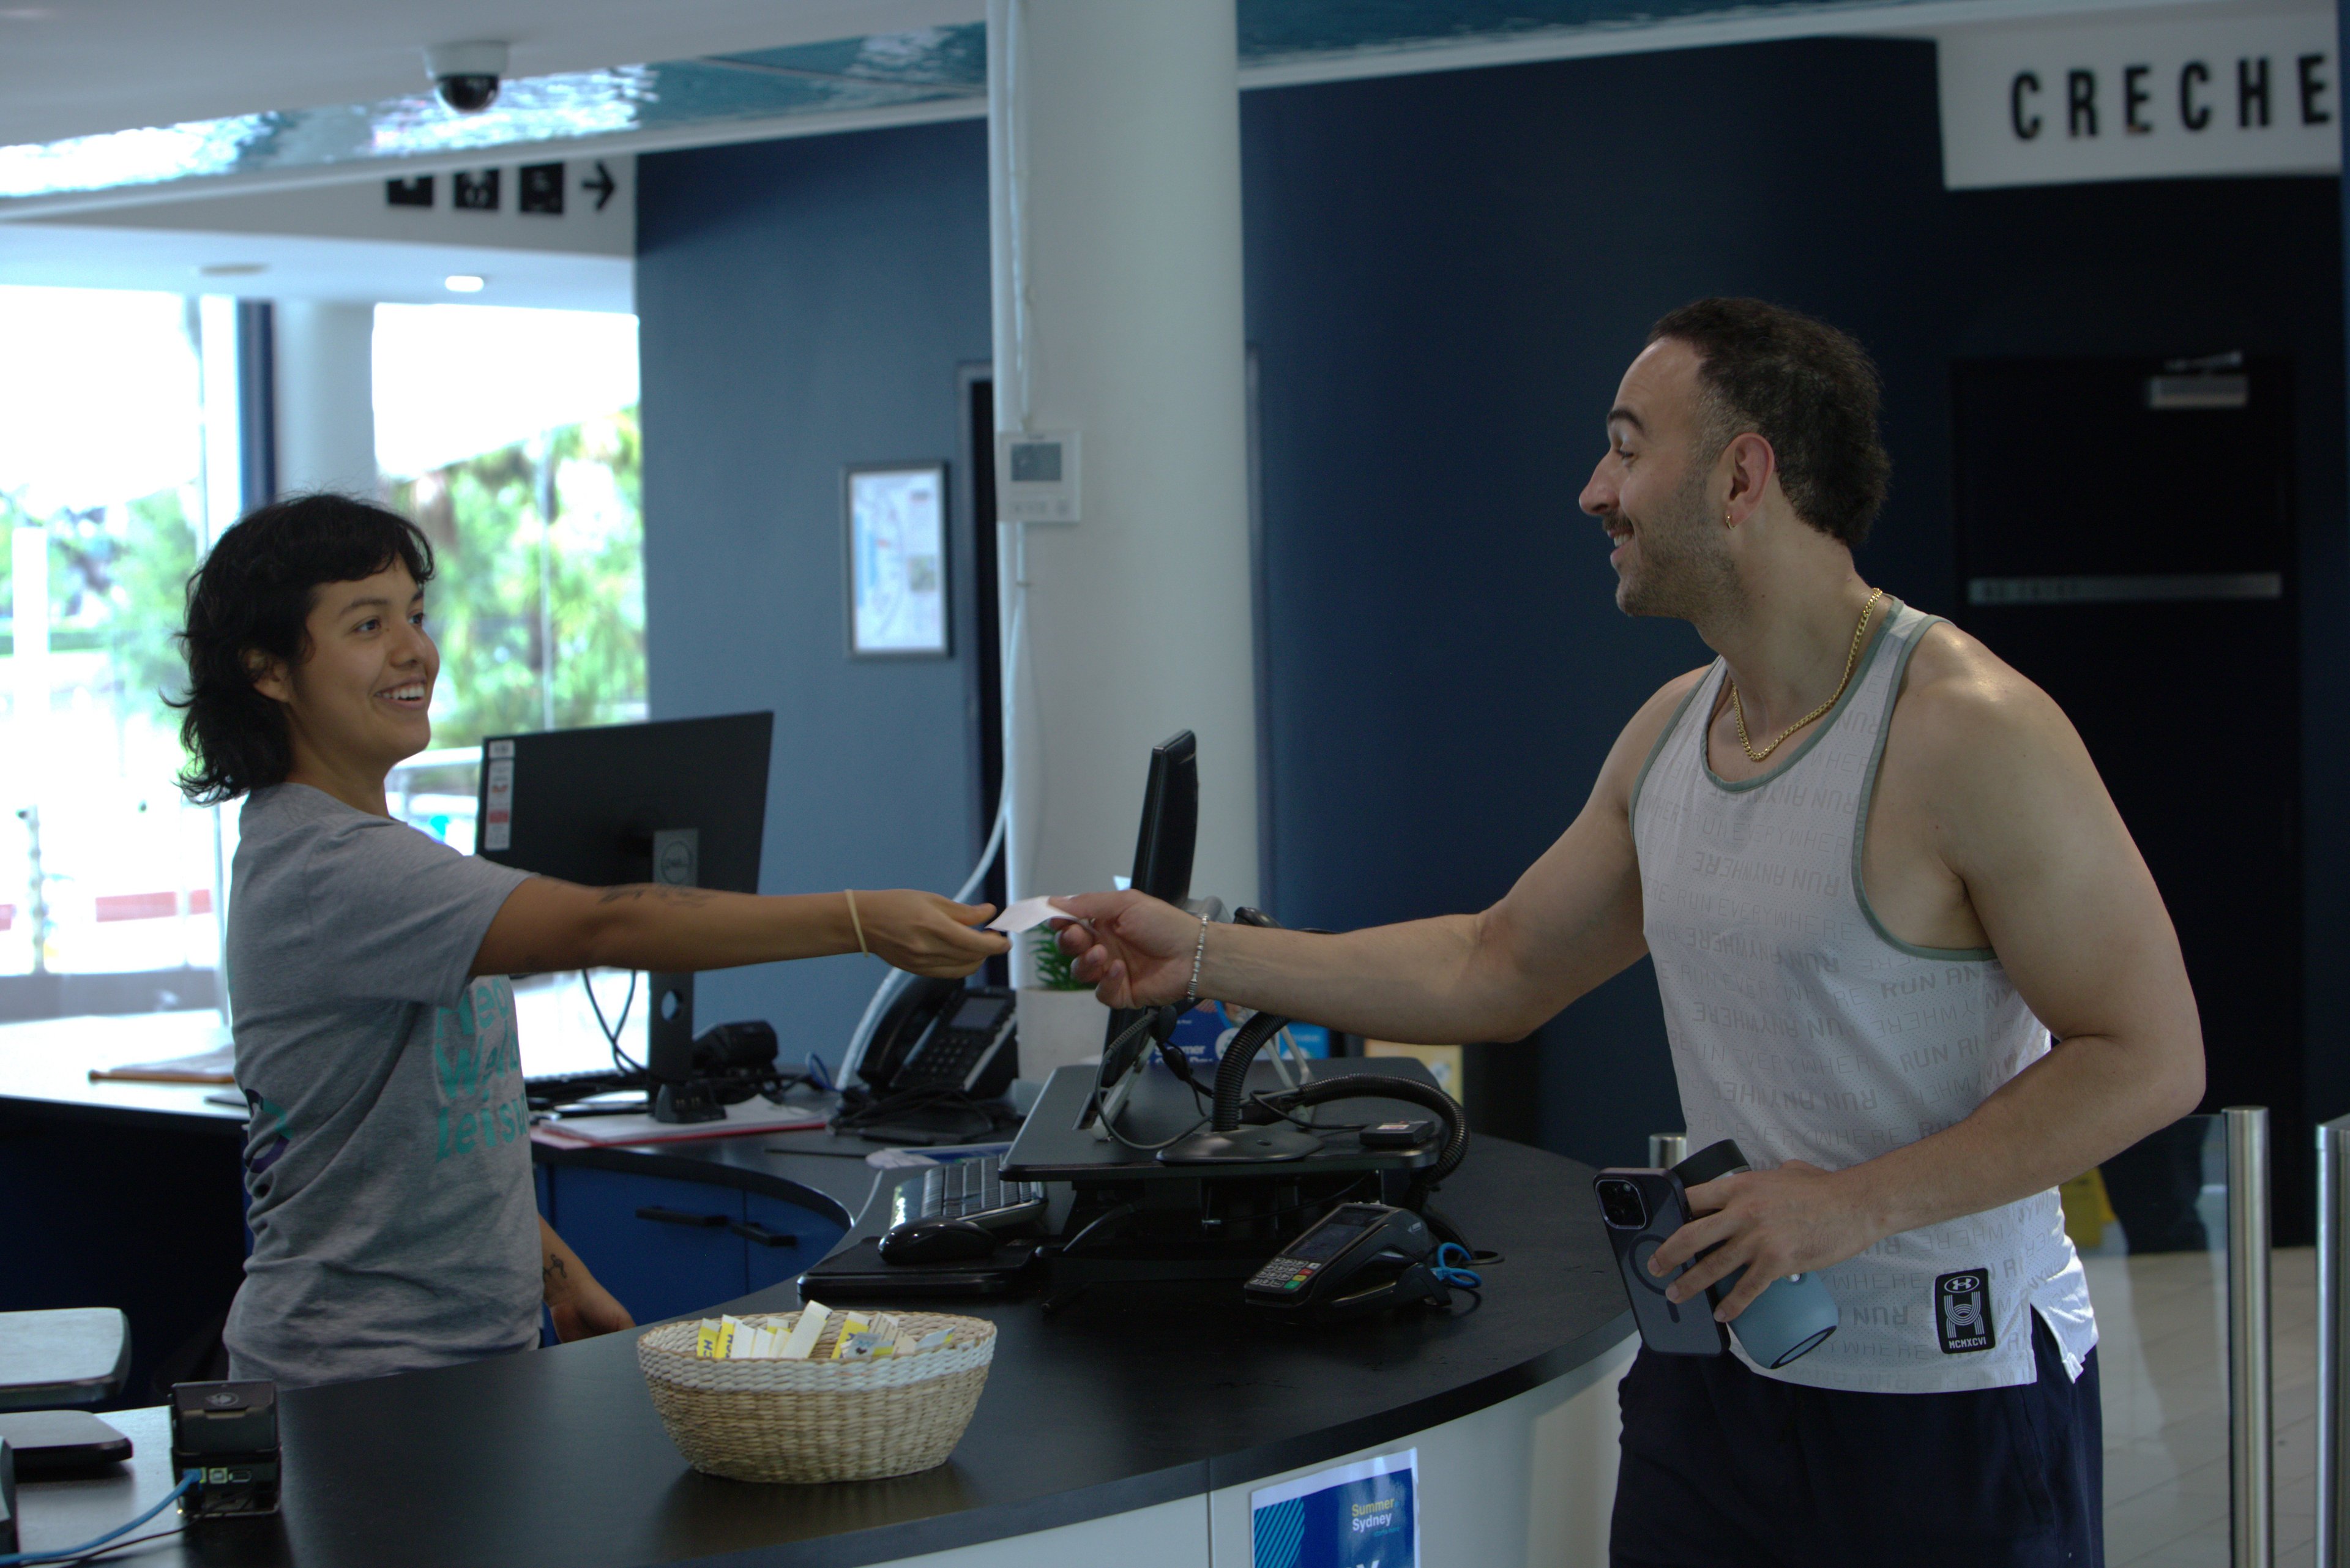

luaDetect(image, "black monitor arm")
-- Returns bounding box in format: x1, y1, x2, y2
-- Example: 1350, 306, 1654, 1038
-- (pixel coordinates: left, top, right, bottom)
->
1160, 908, 1469, 1184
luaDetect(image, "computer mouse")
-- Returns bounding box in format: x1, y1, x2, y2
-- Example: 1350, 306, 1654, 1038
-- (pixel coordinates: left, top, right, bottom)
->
879, 1217, 999, 1264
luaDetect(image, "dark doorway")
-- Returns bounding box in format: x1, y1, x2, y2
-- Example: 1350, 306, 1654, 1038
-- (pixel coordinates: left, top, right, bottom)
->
1952, 356, 2305, 1240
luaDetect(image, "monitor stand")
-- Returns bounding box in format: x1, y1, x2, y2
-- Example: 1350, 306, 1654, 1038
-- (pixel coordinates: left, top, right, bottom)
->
646, 971, 723, 1124
1157, 1124, 1322, 1163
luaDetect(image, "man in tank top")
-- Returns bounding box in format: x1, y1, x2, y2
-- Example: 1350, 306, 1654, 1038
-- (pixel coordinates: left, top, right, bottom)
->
1051, 298, 2204, 1566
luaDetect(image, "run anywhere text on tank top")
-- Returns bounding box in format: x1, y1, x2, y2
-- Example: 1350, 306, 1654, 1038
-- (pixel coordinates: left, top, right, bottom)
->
1629, 599, 2094, 1393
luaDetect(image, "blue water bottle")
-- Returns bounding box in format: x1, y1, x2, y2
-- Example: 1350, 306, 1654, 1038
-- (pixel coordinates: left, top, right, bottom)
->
1671, 1140, 1841, 1369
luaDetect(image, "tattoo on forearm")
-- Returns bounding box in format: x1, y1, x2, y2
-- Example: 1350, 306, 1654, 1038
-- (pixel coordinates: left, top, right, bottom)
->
543, 1254, 567, 1284
597, 884, 719, 906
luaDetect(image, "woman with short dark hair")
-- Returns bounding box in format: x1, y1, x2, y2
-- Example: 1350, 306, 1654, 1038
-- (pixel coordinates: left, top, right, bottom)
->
178, 493, 1005, 1388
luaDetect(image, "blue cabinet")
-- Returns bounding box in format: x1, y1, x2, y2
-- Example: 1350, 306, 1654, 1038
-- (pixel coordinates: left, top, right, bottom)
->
742, 1189, 834, 1296
536, 1160, 849, 1326
546, 1166, 747, 1326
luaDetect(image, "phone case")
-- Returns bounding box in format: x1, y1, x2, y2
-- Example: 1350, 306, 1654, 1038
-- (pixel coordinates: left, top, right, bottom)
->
1594, 1168, 1729, 1356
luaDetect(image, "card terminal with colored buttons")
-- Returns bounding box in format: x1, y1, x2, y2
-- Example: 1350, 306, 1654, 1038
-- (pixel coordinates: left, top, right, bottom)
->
1244, 1203, 1451, 1321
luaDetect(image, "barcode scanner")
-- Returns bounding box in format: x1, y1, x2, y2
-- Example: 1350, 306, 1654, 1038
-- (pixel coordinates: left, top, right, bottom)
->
1671, 1140, 1841, 1369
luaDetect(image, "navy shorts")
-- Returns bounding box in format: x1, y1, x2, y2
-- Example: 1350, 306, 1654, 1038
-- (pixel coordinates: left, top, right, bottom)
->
1611, 1312, 2101, 1568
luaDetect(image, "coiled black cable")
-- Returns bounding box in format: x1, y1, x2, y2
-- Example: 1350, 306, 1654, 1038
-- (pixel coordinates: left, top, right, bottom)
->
1209, 1009, 1293, 1130
1204, 1004, 1468, 1184
1266, 1073, 1469, 1184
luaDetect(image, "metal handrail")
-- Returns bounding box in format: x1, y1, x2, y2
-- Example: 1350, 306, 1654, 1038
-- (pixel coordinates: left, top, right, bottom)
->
2229, 1107, 2274, 1568
2317, 1114, 2350, 1566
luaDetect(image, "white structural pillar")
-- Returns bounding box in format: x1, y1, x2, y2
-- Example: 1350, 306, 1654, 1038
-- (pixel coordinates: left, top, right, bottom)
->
987, 0, 1261, 914
274, 301, 378, 497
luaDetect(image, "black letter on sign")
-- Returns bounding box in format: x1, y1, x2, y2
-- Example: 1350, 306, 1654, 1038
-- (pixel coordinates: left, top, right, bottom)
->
2180, 61, 2212, 130
2240, 56, 2272, 127
2125, 64, 2153, 133
2012, 71, 2043, 139
2068, 69, 2099, 137
2300, 53, 2332, 125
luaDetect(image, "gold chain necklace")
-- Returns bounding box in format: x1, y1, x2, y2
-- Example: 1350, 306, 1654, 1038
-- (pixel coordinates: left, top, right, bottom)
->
1727, 588, 1885, 764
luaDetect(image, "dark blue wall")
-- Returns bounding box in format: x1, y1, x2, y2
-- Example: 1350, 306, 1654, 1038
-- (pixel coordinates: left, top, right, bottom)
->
636, 122, 993, 1056
1236, 38, 2344, 1169
636, 39, 2344, 1176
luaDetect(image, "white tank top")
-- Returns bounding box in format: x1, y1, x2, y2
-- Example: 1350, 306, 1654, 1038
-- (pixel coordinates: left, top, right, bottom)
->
1630, 600, 2094, 1392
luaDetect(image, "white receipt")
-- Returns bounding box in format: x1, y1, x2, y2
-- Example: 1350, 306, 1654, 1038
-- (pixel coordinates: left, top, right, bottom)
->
986, 895, 1086, 934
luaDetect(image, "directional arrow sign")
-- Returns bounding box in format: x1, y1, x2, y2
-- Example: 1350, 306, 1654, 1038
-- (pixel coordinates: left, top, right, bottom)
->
581, 160, 617, 212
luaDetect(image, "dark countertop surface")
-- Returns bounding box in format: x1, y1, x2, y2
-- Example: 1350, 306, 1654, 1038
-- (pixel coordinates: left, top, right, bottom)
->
12, 1128, 1630, 1568
1, 1019, 1632, 1566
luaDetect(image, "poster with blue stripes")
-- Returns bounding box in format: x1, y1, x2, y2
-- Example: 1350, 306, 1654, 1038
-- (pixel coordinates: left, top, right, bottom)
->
1250, 1449, 1417, 1568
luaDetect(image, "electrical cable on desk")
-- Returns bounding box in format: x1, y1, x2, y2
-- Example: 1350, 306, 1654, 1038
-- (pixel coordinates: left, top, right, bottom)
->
1430, 1242, 1484, 1291
830, 1084, 999, 1141
18, 1528, 187, 1568
1425, 1242, 1485, 1315
1054, 1200, 1140, 1257
1245, 1091, 1378, 1135
0, 1469, 198, 1567
581, 968, 644, 1078
1102, 1111, 1208, 1153
752, 1069, 821, 1107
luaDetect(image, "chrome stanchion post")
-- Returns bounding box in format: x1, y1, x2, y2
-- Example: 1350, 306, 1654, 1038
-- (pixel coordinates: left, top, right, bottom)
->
2319, 1115, 2350, 1567
1649, 1133, 1686, 1169
2229, 1106, 2274, 1568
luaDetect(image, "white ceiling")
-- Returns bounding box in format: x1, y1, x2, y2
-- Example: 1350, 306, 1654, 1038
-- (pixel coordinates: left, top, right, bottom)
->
0, 0, 984, 148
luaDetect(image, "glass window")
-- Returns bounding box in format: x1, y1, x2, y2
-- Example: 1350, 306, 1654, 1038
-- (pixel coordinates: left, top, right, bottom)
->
373, 304, 644, 852
0, 289, 642, 1022
0, 288, 218, 994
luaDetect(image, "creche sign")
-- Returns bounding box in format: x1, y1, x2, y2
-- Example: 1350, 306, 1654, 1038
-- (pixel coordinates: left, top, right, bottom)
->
1938, 11, 2341, 189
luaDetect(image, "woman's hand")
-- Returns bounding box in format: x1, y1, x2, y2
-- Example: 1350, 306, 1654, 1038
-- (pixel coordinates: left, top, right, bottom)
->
541, 1219, 634, 1341
550, 1276, 635, 1342
854, 891, 1010, 977
1048, 890, 1199, 1007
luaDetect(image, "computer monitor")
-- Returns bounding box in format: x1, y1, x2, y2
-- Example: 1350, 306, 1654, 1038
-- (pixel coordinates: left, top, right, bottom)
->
474, 711, 774, 1122
1129, 730, 1197, 904
1099, 730, 1199, 1073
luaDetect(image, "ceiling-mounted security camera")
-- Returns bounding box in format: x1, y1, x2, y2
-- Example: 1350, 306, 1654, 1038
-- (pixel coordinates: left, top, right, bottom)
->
423, 41, 508, 113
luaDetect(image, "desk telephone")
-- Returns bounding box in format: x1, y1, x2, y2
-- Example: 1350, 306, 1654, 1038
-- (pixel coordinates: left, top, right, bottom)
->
857, 980, 1019, 1099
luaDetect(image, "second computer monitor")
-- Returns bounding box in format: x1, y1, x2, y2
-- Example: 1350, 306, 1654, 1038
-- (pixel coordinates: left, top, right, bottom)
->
1099, 730, 1199, 1066
475, 711, 771, 895
1128, 730, 1198, 906
474, 711, 772, 1122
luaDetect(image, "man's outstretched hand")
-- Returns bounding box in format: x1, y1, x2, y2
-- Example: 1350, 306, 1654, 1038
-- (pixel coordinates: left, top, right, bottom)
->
1050, 890, 1201, 1007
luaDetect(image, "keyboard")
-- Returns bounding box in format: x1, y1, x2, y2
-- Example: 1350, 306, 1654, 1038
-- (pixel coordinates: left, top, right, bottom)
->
524, 1069, 642, 1110
906, 1159, 1046, 1234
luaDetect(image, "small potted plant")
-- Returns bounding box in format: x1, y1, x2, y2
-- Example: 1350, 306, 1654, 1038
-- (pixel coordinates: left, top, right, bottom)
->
1014, 931, 1111, 1081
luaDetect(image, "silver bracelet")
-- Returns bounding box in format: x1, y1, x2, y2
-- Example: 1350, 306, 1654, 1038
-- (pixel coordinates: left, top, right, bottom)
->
1181, 913, 1210, 1007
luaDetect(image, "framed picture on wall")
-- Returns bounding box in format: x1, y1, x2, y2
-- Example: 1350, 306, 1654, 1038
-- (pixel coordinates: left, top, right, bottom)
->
844, 461, 949, 658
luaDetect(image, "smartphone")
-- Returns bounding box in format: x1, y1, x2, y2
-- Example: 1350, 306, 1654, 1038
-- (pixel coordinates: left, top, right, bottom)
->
1592, 1167, 1729, 1356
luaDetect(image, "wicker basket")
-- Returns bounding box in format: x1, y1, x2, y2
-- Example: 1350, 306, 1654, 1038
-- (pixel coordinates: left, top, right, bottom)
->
636, 1310, 996, 1484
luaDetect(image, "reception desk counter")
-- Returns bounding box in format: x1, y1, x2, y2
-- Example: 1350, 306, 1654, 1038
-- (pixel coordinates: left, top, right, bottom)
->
0, 1015, 1637, 1567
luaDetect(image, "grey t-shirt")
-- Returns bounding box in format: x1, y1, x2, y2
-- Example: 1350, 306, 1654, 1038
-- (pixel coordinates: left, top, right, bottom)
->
222, 783, 537, 1389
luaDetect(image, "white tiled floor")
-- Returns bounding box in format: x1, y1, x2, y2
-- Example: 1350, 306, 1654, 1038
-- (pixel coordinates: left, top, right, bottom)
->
2094, 1244, 2316, 1566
